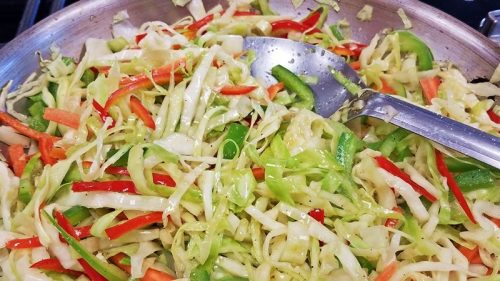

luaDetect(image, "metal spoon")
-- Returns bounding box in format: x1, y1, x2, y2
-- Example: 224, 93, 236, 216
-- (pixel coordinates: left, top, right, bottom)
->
243, 36, 500, 168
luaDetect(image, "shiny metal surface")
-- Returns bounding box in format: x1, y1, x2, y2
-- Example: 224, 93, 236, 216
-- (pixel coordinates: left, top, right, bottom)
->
245, 37, 500, 168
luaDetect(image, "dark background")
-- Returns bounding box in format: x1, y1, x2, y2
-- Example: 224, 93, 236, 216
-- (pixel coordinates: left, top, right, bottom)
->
0, 0, 499, 45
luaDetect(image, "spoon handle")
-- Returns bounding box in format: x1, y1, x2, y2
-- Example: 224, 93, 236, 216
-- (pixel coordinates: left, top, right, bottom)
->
350, 91, 500, 169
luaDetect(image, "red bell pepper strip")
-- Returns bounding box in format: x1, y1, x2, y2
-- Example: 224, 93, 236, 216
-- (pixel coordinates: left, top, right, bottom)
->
5, 237, 42, 249
487, 109, 500, 124
375, 261, 398, 281
301, 9, 322, 29
90, 66, 111, 76
308, 208, 325, 224
252, 167, 265, 181
78, 259, 108, 281
141, 268, 175, 281
103, 166, 130, 176
374, 156, 437, 202
220, 85, 257, 95
435, 150, 477, 223
152, 173, 177, 187
43, 108, 80, 129
92, 100, 115, 127
129, 96, 156, 130
120, 73, 184, 88
109, 253, 131, 273
59, 225, 93, 242
419, 77, 441, 105
379, 79, 397, 95
54, 210, 79, 240
31, 258, 82, 276
48, 146, 67, 160
271, 20, 321, 37
104, 58, 186, 111
349, 61, 361, 71
0, 112, 46, 141
384, 206, 403, 228
7, 144, 27, 177
72, 181, 138, 194
233, 10, 259, 16
188, 14, 215, 31
458, 245, 482, 263
135, 33, 147, 44
39, 135, 58, 165
266, 82, 285, 100
105, 212, 164, 240
332, 43, 367, 57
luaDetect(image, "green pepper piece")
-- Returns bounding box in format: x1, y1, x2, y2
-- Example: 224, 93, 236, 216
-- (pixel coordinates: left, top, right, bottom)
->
444, 156, 499, 175
43, 211, 128, 281
28, 93, 44, 103
28, 101, 46, 117
336, 132, 357, 173
356, 256, 375, 273
107, 37, 128, 53
63, 163, 82, 184
329, 24, 344, 41
271, 65, 315, 110
454, 169, 495, 193
48, 82, 59, 96
119, 256, 131, 266
397, 30, 434, 71
63, 206, 91, 226
81, 69, 96, 87
379, 128, 410, 157
28, 115, 49, 132
19, 154, 42, 204
62, 56, 75, 66
107, 148, 130, 167
223, 123, 249, 159
330, 68, 362, 95
190, 266, 210, 281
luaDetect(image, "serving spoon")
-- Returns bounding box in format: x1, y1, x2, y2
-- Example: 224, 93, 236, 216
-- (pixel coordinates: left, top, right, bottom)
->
243, 36, 500, 168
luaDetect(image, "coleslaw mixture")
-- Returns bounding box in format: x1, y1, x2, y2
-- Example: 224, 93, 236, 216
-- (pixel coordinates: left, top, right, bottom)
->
0, 0, 499, 280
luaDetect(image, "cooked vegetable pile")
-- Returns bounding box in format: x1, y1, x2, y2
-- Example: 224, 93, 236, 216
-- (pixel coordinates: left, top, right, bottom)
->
0, 0, 499, 280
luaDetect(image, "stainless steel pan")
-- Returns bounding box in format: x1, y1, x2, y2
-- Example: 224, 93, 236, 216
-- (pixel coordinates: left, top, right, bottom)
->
0, 0, 498, 89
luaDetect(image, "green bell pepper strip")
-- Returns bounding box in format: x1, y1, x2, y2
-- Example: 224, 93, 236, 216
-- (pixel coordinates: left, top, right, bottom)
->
43, 211, 128, 281
356, 256, 375, 273
454, 169, 495, 193
329, 24, 344, 41
107, 37, 128, 53
444, 156, 499, 176
63, 206, 91, 226
28, 93, 44, 103
397, 30, 434, 71
81, 69, 96, 87
330, 68, 362, 95
107, 148, 130, 167
18, 154, 42, 204
271, 65, 315, 110
379, 128, 410, 157
28, 116, 49, 132
336, 132, 357, 173
223, 123, 249, 159
48, 82, 59, 96
190, 266, 210, 281
28, 101, 46, 117
256, 0, 275, 15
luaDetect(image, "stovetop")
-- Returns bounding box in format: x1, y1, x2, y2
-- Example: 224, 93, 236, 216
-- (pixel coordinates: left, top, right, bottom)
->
0, 0, 499, 46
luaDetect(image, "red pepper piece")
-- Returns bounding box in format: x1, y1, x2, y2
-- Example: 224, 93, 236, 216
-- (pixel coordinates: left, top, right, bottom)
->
104, 58, 185, 111
109, 253, 131, 274
75, 225, 92, 239
188, 14, 215, 31
7, 144, 27, 177
105, 212, 164, 240
78, 259, 108, 281
72, 181, 138, 194
308, 208, 325, 224
419, 77, 441, 105
152, 173, 176, 187
349, 60, 361, 71
378, 79, 397, 95
332, 43, 367, 57
384, 207, 403, 228
375, 261, 398, 281
31, 258, 82, 276
266, 82, 285, 100
252, 167, 265, 181
141, 268, 175, 281
104, 166, 130, 176
129, 96, 156, 130
487, 109, 500, 124
43, 108, 80, 129
301, 9, 322, 29
48, 146, 67, 160
135, 33, 147, 44
5, 237, 42, 249
54, 210, 79, 240
220, 85, 257, 95
233, 10, 259, 16
0, 112, 46, 141
39, 136, 58, 165
374, 156, 437, 202
120, 72, 184, 88
435, 150, 477, 223
271, 20, 321, 37
92, 100, 115, 128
